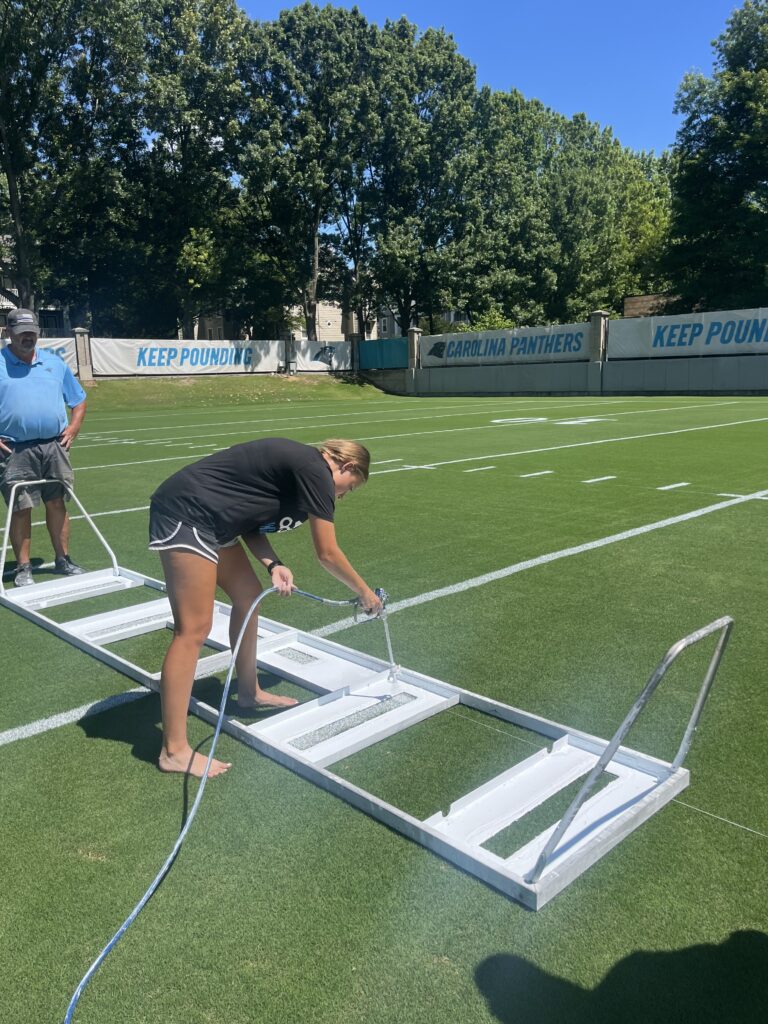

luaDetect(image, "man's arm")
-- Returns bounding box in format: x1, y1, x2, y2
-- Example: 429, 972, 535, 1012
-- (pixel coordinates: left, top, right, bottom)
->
60, 400, 86, 450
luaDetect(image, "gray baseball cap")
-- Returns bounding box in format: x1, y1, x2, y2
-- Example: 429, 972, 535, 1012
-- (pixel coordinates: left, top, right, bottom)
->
6, 308, 40, 337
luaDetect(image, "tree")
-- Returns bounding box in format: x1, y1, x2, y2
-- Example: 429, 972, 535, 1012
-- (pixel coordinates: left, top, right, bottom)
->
457, 89, 559, 327
247, 3, 385, 341
370, 19, 478, 334
30, 0, 150, 331
543, 113, 670, 322
668, 0, 768, 310
0, 0, 86, 307
132, 0, 252, 337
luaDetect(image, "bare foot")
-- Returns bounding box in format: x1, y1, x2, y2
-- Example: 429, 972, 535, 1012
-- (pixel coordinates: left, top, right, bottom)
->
238, 691, 299, 710
158, 746, 231, 777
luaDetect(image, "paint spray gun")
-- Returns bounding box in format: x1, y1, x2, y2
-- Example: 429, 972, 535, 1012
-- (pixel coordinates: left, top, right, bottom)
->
354, 587, 398, 685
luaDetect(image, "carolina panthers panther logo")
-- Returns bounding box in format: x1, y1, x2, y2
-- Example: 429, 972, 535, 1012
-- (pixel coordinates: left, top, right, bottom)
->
312, 346, 335, 366
428, 341, 446, 358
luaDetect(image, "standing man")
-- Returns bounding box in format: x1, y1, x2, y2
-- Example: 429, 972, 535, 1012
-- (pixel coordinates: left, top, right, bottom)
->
0, 308, 88, 586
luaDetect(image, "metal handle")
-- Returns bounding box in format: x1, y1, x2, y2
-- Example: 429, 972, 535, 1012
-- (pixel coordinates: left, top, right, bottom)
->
526, 616, 734, 884
0, 477, 121, 593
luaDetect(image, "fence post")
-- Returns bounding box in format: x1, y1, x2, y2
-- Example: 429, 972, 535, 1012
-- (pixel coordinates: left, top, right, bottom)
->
589, 310, 609, 395
73, 327, 94, 382
589, 310, 610, 362
407, 326, 422, 369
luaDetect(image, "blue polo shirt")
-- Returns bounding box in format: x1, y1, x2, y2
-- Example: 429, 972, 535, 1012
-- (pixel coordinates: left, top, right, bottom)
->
0, 346, 87, 443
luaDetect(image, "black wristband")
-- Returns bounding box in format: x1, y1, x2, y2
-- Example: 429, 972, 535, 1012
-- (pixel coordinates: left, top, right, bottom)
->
265, 560, 283, 575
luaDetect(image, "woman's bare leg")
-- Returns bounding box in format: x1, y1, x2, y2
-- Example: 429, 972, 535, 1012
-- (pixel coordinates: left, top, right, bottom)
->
216, 544, 297, 708
158, 548, 232, 776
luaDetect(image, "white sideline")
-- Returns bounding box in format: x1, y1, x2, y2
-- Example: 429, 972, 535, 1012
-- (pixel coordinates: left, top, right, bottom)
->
315, 488, 768, 636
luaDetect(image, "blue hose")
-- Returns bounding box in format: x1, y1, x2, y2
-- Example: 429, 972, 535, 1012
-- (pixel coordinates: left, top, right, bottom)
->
64, 585, 379, 1022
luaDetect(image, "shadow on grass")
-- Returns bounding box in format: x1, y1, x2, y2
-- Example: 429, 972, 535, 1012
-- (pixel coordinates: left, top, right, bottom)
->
331, 371, 377, 388
76, 671, 292, 770
1, 555, 49, 579
476, 930, 768, 1024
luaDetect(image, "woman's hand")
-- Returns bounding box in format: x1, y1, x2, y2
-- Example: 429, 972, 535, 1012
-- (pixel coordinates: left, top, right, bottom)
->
358, 586, 383, 617
271, 565, 294, 596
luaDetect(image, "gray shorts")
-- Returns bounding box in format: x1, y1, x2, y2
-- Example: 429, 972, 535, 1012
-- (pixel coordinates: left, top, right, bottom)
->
148, 503, 238, 565
0, 437, 74, 511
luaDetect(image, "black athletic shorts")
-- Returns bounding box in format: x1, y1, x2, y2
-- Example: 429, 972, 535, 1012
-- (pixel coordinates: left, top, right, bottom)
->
148, 502, 238, 565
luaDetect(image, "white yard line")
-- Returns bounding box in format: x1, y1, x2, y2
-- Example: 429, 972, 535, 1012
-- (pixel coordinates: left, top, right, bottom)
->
315, 488, 768, 636
0, 503, 151, 537
72, 414, 768, 474
672, 799, 768, 840
78, 397, 640, 440
464, 466, 496, 473
372, 416, 768, 475
520, 470, 554, 478
0, 689, 148, 748
658, 482, 691, 491
583, 476, 616, 484
75, 399, 743, 451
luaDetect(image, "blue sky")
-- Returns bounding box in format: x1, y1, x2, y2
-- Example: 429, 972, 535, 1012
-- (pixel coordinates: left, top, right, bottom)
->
240, 1, 741, 153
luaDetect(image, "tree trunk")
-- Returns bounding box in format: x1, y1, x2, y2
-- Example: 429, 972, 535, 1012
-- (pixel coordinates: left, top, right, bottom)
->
396, 296, 412, 338
303, 222, 320, 342
0, 112, 34, 307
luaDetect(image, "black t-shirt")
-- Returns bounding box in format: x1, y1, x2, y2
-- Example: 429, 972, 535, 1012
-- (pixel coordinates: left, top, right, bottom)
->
151, 438, 335, 543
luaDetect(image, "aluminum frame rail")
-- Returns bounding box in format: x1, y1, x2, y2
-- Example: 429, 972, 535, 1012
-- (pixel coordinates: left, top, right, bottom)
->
0, 481, 733, 909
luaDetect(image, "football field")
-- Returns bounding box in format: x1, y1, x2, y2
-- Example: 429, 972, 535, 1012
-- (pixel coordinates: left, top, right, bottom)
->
1, 383, 766, 1023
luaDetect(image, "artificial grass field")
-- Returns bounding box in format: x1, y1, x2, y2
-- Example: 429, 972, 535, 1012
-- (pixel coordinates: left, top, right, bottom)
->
1, 380, 767, 1023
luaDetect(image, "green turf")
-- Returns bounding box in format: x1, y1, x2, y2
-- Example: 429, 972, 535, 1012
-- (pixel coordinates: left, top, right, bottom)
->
1, 388, 767, 1023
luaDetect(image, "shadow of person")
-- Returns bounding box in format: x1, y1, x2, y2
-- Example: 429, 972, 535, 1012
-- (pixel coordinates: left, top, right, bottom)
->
75, 669, 295, 770
78, 690, 164, 768
78, 689, 218, 831
476, 930, 768, 1024
1, 555, 47, 580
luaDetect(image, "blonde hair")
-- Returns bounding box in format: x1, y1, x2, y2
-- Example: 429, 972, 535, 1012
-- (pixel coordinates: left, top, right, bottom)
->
317, 439, 370, 482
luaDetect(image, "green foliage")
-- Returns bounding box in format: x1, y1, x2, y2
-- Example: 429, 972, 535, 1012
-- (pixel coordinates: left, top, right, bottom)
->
668, 0, 768, 310
469, 303, 517, 331
1, 1, 678, 336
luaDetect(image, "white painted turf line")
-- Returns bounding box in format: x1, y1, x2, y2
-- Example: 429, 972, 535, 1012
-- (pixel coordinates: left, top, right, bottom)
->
75, 398, 741, 447
583, 476, 616, 483
672, 799, 768, 840
658, 482, 691, 491
0, 689, 148, 748
315, 488, 768, 637
73, 414, 768, 474
374, 416, 768, 474
76, 398, 637, 449
75, 397, 655, 443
